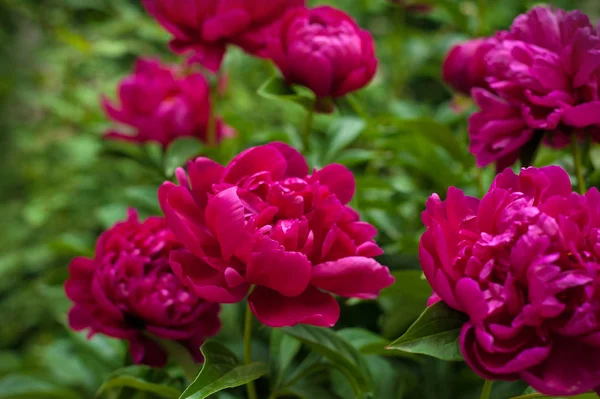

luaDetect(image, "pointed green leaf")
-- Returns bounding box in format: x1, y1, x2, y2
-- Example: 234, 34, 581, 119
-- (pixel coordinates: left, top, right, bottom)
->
180, 341, 267, 399
325, 117, 366, 162
387, 301, 467, 361
282, 325, 373, 395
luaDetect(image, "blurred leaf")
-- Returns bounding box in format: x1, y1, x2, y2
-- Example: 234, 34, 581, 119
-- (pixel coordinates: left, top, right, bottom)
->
0, 375, 82, 399
164, 137, 204, 176
387, 301, 467, 361
282, 325, 373, 395
180, 341, 267, 399
270, 329, 302, 387
257, 76, 315, 111
379, 270, 432, 339
97, 375, 180, 399
325, 117, 366, 162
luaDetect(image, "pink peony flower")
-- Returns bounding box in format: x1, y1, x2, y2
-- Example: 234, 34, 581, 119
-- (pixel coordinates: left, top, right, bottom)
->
103, 58, 233, 148
442, 38, 496, 95
142, 0, 305, 72
464, 7, 600, 169
158, 142, 394, 328
65, 209, 221, 367
420, 166, 600, 396
266, 6, 378, 98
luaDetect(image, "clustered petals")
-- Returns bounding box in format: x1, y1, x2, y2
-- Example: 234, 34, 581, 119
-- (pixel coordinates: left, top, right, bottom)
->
142, 0, 305, 72
442, 6, 600, 170
159, 143, 394, 328
65, 209, 221, 367
103, 58, 233, 148
267, 6, 378, 98
420, 166, 600, 396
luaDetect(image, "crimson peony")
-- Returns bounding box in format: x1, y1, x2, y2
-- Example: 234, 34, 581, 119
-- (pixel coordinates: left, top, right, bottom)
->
142, 0, 305, 72
65, 209, 221, 367
267, 6, 378, 98
159, 142, 394, 328
103, 58, 233, 148
420, 166, 600, 396
442, 6, 600, 170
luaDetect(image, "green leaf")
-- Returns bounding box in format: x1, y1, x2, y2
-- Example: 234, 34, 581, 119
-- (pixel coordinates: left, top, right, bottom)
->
257, 76, 315, 111
97, 375, 180, 399
387, 301, 468, 361
378, 270, 433, 339
270, 329, 302, 386
0, 375, 82, 399
164, 137, 204, 176
180, 341, 268, 399
282, 325, 373, 395
337, 328, 420, 361
325, 117, 366, 162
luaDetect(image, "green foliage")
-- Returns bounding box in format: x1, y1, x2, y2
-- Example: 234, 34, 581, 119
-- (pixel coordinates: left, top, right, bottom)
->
180, 342, 267, 399
387, 301, 468, 361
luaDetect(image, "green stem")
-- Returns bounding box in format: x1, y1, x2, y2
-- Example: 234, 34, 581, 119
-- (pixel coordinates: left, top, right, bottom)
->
479, 380, 493, 399
303, 104, 315, 154
244, 302, 257, 399
571, 133, 586, 194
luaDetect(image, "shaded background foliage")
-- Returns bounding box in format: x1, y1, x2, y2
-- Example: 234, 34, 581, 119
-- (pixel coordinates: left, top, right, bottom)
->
1, 0, 599, 398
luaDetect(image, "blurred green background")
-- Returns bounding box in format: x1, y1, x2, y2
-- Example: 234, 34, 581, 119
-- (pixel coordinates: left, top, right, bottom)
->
1, 0, 599, 398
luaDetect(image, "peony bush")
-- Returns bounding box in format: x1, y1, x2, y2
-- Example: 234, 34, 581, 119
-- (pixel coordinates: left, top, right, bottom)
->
5, 1, 600, 399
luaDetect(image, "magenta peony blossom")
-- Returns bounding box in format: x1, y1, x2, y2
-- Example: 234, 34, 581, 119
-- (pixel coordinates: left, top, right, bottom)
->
443, 6, 600, 170
442, 38, 496, 95
103, 58, 233, 148
142, 0, 305, 72
65, 209, 221, 367
159, 142, 394, 328
266, 6, 378, 98
420, 166, 600, 396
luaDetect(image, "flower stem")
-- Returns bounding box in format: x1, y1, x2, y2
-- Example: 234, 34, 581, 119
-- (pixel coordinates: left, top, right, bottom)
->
303, 103, 315, 154
571, 133, 586, 194
244, 301, 257, 399
479, 379, 493, 399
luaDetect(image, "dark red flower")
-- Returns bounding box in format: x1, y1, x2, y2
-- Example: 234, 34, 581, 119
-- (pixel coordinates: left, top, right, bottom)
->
65, 209, 221, 367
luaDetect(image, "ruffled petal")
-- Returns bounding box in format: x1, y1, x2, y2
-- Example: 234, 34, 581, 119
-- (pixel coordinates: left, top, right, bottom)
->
311, 257, 394, 299
248, 286, 340, 327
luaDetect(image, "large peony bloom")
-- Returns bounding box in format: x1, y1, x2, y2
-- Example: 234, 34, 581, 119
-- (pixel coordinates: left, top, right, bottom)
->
142, 0, 305, 72
65, 209, 221, 367
420, 166, 600, 396
443, 6, 600, 169
103, 58, 233, 148
159, 142, 394, 328
266, 6, 378, 98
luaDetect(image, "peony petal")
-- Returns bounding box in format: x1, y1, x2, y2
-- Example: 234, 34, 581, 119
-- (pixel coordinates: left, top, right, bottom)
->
205, 187, 247, 260
248, 286, 340, 327
223, 145, 287, 184
311, 257, 394, 299
170, 250, 248, 303
313, 164, 356, 204
267, 142, 309, 178
129, 336, 168, 368
247, 250, 312, 297
187, 157, 225, 209
65, 257, 96, 302
521, 336, 600, 397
